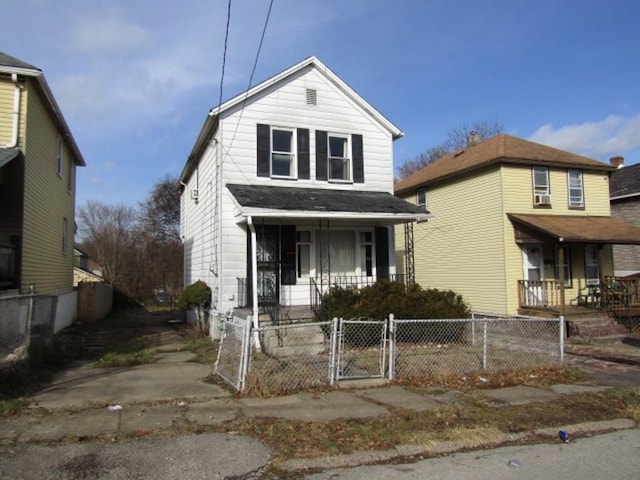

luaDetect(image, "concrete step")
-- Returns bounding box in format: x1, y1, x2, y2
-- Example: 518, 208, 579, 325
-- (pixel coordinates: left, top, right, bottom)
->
261, 324, 327, 356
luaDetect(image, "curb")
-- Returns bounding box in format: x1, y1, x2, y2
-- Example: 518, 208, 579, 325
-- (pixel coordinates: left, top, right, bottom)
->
278, 418, 637, 473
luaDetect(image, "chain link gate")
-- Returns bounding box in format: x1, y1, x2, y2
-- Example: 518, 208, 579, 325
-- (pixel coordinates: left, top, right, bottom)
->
336, 318, 387, 380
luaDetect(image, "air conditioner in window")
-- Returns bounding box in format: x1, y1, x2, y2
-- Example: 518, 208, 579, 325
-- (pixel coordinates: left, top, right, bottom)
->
534, 193, 552, 206
191, 188, 199, 201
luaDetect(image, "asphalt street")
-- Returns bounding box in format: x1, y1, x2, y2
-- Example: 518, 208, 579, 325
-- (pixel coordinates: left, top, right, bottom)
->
305, 428, 640, 480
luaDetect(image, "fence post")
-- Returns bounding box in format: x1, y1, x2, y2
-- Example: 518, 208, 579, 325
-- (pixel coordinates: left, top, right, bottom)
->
239, 315, 252, 392
388, 313, 395, 380
329, 317, 339, 385
482, 320, 488, 370
559, 315, 565, 362
471, 311, 476, 346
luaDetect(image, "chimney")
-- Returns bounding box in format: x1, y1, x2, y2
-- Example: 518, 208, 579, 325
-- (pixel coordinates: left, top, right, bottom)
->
610, 156, 624, 169
467, 130, 480, 146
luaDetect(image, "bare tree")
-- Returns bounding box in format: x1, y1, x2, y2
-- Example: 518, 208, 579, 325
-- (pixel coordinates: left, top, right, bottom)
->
396, 118, 504, 181
77, 201, 139, 293
139, 174, 181, 244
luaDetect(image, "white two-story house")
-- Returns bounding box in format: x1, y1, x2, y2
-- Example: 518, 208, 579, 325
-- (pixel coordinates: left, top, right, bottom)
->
179, 57, 427, 332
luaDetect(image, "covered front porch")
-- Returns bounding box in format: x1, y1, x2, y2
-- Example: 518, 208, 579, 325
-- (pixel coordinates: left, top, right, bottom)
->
509, 213, 640, 324
227, 184, 429, 322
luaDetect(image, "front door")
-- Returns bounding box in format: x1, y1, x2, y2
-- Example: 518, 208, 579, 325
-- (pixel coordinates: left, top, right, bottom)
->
523, 245, 546, 305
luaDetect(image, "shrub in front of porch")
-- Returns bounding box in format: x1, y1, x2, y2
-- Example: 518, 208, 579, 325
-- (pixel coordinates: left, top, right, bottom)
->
319, 280, 470, 344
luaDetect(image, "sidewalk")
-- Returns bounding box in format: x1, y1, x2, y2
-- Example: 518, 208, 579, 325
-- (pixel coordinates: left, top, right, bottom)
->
2, 317, 640, 472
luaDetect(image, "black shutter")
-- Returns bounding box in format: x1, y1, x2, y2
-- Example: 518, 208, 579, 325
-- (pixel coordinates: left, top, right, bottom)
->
257, 124, 270, 177
316, 130, 328, 181
297, 128, 310, 180
375, 226, 389, 280
352, 134, 364, 183
280, 225, 297, 285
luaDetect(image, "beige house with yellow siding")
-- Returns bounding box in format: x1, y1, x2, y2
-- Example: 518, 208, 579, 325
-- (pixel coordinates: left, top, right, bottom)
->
0, 52, 85, 331
394, 133, 640, 317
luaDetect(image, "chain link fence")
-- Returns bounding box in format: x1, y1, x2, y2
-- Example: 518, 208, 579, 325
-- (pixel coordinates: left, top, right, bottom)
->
214, 312, 564, 394
389, 313, 563, 380
0, 294, 58, 369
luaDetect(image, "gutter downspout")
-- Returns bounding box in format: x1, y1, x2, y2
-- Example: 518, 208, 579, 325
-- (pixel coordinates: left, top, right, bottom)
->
1, 74, 22, 148
246, 216, 261, 351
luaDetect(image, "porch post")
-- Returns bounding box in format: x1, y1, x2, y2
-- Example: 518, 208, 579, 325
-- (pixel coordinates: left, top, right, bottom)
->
557, 243, 566, 314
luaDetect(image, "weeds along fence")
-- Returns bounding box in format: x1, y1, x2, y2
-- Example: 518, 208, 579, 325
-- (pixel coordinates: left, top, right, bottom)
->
214, 312, 564, 394
0, 294, 58, 369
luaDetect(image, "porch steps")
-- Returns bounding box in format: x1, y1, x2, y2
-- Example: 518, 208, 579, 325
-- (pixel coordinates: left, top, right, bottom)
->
564, 309, 628, 341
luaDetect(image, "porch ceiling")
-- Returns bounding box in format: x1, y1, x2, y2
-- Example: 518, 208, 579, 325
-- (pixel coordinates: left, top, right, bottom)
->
227, 183, 431, 223
508, 213, 640, 244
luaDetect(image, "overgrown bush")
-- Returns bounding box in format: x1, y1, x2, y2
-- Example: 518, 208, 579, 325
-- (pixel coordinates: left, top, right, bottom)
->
318, 280, 470, 344
178, 280, 212, 334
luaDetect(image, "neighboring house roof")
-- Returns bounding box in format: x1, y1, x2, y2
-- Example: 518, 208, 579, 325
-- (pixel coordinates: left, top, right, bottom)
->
0, 51, 86, 166
610, 164, 640, 200
0, 147, 19, 168
227, 184, 430, 223
395, 134, 613, 195
508, 213, 640, 244
180, 56, 403, 184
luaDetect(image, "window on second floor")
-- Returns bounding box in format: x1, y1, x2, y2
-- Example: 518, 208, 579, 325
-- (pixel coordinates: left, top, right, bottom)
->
328, 134, 351, 182
568, 169, 584, 208
271, 128, 296, 178
532, 166, 551, 206
416, 189, 427, 209
56, 135, 63, 176
62, 218, 68, 255
67, 157, 73, 193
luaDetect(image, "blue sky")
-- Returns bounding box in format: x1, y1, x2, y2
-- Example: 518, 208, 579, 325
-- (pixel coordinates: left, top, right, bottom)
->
2, 0, 640, 208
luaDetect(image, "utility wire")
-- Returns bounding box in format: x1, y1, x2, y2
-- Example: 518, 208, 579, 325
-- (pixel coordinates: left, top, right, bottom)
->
217, 0, 232, 112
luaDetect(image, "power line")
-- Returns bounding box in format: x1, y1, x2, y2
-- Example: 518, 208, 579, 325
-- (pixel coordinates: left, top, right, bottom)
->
217, 0, 232, 111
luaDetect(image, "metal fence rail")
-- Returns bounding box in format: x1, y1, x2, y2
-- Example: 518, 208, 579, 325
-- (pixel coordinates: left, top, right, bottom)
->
214, 312, 564, 393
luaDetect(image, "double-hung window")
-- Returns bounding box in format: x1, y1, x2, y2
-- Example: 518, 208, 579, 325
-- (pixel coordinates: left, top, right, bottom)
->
328, 134, 351, 182
271, 128, 296, 178
555, 245, 572, 287
532, 166, 550, 205
416, 189, 427, 209
585, 244, 599, 285
568, 169, 584, 208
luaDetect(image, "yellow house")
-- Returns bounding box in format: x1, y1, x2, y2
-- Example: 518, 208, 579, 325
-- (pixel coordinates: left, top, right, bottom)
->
0, 52, 85, 330
394, 134, 640, 319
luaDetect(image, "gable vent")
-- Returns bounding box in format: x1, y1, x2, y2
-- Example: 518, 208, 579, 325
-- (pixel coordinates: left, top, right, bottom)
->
306, 88, 317, 106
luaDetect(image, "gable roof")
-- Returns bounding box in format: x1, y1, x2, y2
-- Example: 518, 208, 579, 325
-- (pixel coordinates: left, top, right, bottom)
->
395, 134, 612, 195
227, 184, 430, 223
0, 51, 85, 166
180, 56, 402, 184
610, 164, 640, 200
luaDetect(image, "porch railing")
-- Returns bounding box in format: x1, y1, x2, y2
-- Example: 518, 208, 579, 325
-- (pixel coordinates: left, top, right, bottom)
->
517, 280, 561, 309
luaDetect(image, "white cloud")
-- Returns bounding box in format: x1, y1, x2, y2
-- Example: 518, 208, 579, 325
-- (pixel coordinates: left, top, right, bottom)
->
68, 7, 153, 55
529, 115, 640, 159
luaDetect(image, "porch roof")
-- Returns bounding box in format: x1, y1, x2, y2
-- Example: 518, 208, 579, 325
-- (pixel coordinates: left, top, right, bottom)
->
0, 148, 19, 168
227, 184, 431, 223
508, 213, 640, 244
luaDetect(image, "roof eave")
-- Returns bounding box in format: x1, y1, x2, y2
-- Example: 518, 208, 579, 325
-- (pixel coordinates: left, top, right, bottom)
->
237, 207, 431, 224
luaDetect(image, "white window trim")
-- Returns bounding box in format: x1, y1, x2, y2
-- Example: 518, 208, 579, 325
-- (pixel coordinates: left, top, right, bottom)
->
296, 230, 312, 279
328, 133, 352, 183
270, 127, 297, 179
532, 166, 550, 194
567, 169, 584, 208
416, 189, 427, 209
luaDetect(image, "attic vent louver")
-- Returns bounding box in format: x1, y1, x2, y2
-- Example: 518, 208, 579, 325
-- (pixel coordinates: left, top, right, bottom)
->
306, 88, 317, 106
